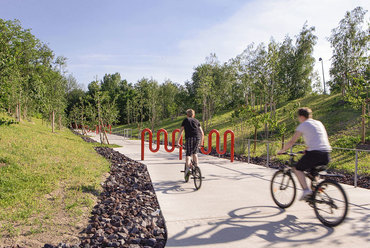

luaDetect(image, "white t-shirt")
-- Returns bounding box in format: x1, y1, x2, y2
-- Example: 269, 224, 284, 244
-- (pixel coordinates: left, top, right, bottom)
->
296, 119, 332, 152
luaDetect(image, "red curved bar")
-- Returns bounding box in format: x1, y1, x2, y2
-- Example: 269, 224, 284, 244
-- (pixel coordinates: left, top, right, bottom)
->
201, 129, 234, 162
141, 128, 183, 161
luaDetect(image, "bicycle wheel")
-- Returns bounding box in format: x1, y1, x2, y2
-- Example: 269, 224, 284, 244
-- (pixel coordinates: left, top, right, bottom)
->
313, 179, 348, 227
193, 166, 202, 190
270, 170, 296, 208
184, 164, 190, 183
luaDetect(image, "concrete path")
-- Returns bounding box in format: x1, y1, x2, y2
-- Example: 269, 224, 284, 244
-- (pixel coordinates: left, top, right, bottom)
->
90, 133, 369, 248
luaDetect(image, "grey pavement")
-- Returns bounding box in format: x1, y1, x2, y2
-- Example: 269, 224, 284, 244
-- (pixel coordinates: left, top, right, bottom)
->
89, 132, 370, 248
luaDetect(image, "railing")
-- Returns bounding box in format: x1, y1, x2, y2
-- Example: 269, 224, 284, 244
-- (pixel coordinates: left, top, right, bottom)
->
244, 139, 369, 188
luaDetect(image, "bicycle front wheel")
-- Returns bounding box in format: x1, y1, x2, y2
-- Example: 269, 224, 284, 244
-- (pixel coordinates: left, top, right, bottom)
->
270, 170, 296, 208
184, 164, 190, 183
193, 166, 202, 190
313, 179, 348, 227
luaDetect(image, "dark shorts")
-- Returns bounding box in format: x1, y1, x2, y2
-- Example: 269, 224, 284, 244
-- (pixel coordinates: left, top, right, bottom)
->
296, 150, 330, 172
185, 137, 200, 156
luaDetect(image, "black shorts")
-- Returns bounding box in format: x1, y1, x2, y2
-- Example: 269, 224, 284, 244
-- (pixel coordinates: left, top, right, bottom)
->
296, 150, 330, 172
185, 137, 200, 156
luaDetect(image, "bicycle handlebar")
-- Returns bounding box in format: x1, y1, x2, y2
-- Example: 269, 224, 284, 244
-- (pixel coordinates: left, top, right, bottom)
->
278, 151, 305, 156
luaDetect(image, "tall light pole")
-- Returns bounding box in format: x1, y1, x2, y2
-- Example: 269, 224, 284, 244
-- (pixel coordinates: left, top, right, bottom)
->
319, 58, 326, 94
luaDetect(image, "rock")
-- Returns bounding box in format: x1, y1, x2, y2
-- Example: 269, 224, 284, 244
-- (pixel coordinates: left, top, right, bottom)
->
130, 226, 139, 234
108, 233, 118, 240
145, 238, 157, 246
117, 232, 128, 239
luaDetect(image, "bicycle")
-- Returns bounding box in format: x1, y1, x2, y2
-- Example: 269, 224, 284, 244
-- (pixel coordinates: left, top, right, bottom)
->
181, 160, 202, 190
270, 151, 348, 227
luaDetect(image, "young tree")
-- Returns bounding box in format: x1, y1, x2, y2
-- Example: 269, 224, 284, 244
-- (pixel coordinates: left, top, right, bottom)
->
344, 75, 369, 144
329, 6, 368, 96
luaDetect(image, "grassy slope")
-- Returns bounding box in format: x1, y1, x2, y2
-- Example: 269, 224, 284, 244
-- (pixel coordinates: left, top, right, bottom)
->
114, 93, 369, 174
0, 115, 110, 243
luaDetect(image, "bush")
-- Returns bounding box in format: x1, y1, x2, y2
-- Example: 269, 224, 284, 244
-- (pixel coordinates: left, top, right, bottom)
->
0, 117, 18, 126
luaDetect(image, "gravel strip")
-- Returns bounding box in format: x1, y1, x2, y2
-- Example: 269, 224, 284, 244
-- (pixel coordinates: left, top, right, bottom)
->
79, 147, 167, 248
41, 132, 167, 248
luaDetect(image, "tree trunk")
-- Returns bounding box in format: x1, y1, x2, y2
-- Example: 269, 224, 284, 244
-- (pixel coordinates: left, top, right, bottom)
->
58, 115, 62, 130
281, 134, 285, 149
253, 127, 257, 154
97, 97, 104, 144
52, 110, 55, 133
23, 104, 27, 121
251, 93, 255, 110
16, 100, 21, 122
102, 120, 109, 144
361, 102, 366, 144
202, 97, 206, 132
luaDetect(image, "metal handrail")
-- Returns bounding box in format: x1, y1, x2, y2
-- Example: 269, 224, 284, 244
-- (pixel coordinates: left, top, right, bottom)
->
244, 138, 369, 188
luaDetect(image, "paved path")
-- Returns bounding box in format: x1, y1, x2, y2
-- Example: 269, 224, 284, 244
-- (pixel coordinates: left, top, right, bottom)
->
90, 133, 369, 248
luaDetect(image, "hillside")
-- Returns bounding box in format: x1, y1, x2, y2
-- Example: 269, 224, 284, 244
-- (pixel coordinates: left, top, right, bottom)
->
0, 115, 111, 247
113, 93, 369, 175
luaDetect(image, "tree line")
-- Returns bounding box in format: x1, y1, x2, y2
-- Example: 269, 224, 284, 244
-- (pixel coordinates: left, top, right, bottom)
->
0, 19, 78, 132
0, 7, 368, 142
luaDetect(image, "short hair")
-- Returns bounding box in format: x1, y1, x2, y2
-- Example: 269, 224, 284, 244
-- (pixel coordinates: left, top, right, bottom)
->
186, 109, 195, 117
297, 107, 312, 119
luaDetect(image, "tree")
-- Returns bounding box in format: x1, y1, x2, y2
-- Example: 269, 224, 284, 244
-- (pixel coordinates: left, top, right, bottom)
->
159, 80, 179, 120
344, 75, 369, 144
329, 6, 368, 96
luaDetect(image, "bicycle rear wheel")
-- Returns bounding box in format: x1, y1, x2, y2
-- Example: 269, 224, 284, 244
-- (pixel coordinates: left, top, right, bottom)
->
313, 179, 348, 227
270, 170, 296, 208
193, 166, 202, 190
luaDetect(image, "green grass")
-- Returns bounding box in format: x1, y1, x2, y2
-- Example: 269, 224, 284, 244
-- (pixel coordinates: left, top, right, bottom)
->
0, 114, 111, 237
113, 93, 369, 175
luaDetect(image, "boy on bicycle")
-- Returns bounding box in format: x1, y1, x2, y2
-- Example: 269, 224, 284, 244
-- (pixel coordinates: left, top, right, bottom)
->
278, 107, 332, 200
175, 109, 204, 181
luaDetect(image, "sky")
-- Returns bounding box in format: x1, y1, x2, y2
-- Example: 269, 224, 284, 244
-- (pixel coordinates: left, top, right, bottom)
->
0, 0, 368, 89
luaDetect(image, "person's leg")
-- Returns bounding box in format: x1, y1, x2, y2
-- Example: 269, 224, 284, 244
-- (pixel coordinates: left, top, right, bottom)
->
185, 156, 191, 168
191, 138, 200, 166
295, 153, 314, 200
192, 153, 198, 166
294, 168, 309, 190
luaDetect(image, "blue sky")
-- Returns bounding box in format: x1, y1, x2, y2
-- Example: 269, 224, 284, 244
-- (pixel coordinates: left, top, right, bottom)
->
0, 0, 368, 88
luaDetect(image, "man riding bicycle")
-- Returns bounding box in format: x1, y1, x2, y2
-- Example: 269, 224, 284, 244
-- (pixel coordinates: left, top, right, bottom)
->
175, 109, 204, 181
277, 107, 332, 201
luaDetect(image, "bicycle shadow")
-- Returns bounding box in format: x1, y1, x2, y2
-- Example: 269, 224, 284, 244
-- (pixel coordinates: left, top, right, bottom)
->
167, 205, 334, 247
152, 180, 197, 194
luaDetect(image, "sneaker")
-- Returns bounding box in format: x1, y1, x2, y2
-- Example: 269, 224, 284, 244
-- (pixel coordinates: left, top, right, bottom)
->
299, 189, 313, 201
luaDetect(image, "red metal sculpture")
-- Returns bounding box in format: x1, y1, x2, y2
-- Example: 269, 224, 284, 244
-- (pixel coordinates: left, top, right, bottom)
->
141, 128, 234, 162
141, 128, 183, 160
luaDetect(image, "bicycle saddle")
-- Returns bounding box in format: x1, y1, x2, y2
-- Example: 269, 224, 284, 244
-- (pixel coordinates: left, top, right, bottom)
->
314, 165, 327, 172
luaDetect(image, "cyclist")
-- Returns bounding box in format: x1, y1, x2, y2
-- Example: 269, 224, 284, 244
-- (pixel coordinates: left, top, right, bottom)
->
277, 107, 332, 200
175, 109, 204, 181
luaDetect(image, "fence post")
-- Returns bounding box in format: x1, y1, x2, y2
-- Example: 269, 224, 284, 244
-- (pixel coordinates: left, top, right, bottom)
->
354, 150, 358, 188
247, 139, 251, 164
266, 142, 269, 167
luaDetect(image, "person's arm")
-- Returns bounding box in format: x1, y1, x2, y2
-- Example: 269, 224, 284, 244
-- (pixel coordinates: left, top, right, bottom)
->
277, 131, 302, 154
175, 126, 184, 147
199, 126, 204, 147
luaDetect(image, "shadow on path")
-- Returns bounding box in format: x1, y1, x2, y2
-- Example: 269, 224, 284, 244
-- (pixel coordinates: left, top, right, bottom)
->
168, 206, 334, 247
